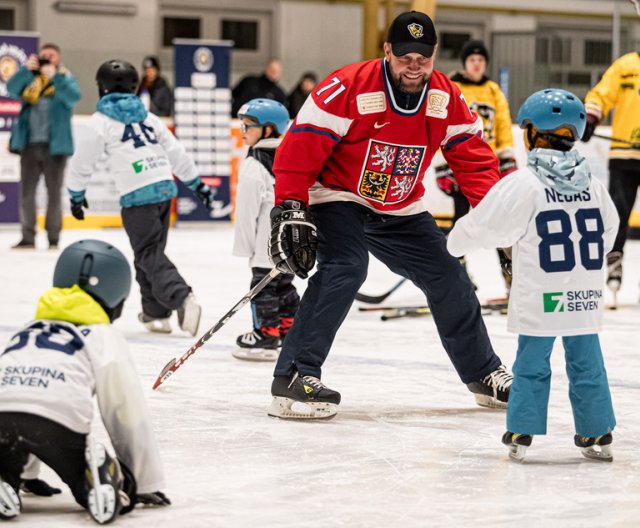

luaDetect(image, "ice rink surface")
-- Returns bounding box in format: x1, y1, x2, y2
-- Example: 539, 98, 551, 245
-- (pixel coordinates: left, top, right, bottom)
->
0, 224, 639, 527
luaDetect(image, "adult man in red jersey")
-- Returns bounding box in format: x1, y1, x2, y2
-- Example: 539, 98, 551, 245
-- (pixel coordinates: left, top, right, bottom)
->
268, 11, 511, 419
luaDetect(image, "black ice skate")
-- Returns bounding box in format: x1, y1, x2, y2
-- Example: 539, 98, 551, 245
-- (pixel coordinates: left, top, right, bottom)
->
232, 327, 280, 362
574, 432, 613, 462
0, 475, 21, 520
467, 365, 512, 409
502, 431, 533, 462
85, 442, 130, 524
268, 372, 341, 419
606, 251, 622, 307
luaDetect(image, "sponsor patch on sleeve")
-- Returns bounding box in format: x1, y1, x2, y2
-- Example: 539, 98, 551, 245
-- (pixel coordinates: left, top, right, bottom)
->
357, 92, 387, 115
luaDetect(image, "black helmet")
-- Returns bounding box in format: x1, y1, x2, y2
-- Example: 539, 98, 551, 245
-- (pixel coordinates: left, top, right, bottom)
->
96, 60, 139, 97
53, 240, 132, 321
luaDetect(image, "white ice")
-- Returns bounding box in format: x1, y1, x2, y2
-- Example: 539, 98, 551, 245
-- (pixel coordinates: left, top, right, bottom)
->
0, 224, 639, 528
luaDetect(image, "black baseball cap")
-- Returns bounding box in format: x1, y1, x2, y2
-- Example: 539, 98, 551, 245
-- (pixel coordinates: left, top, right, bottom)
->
387, 11, 437, 58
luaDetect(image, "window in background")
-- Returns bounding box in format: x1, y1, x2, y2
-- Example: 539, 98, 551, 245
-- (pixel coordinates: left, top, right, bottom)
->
584, 40, 612, 65
163, 16, 201, 47
221, 20, 258, 51
0, 9, 14, 30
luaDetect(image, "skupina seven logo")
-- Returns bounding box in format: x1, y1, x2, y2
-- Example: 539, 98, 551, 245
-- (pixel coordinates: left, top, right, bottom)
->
543, 290, 602, 313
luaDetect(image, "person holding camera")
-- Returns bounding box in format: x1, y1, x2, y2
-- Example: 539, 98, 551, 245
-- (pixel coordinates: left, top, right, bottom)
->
7, 43, 81, 250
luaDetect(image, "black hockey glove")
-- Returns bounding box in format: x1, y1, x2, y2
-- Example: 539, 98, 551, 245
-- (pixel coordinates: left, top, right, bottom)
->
581, 114, 599, 142
20, 478, 61, 497
136, 491, 171, 506
194, 182, 214, 210
434, 163, 458, 196
269, 200, 317, 279
70, 197, 88, 220
498, 247, 512, 277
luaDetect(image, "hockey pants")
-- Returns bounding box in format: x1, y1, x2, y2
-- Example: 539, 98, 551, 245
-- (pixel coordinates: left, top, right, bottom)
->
0, 412, 90, 508
274, 201, 501, 383
122, 200, 192, 319
250, 267, 300, 331
507, 334, 616, 437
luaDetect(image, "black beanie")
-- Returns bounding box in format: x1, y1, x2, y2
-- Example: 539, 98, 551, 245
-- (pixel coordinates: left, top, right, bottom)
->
460, 40, 489, 65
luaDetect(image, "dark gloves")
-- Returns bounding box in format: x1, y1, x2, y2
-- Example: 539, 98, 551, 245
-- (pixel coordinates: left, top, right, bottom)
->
136, 491, 171, 506
581, 113, 600, 142
269, 200, 317, 279
194, 182, 214, 210
70, 197, 88, 220
498, 247, 512, 277
20, 478, 62, 496
434, 164, 458, 196
498, 157, 517, 178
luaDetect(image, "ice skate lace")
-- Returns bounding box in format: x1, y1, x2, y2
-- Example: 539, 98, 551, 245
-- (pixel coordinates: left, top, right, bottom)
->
301, 375, 326, 389
484, 366, 512, 391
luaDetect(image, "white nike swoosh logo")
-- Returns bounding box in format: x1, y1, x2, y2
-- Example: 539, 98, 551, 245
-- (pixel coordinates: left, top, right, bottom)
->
374, 121, 390, 129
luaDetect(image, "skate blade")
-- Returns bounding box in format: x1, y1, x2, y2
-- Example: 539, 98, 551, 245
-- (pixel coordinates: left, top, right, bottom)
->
85, 443, 119, 524
232, 347, 278, 362
0, 479, 21, 520
474, 393, 507, 410
267, 396, 338, 420
507, 445, 527, 463
142, 319, 172, 334
580, 445, 613, 462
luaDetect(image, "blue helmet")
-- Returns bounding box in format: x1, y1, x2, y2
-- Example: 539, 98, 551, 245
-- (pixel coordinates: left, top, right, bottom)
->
517, 88, 586, 140
53, 239, 131, 313
237, 98, 290, 135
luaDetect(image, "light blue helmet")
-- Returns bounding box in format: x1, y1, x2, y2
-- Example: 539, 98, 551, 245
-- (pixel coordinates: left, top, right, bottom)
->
517, 88, 586, 140
237, 98, 290, 135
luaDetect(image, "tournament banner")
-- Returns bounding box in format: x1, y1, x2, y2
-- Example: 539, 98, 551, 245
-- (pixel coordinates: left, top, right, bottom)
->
173, 39, 233, 221
0, 32, 38, 223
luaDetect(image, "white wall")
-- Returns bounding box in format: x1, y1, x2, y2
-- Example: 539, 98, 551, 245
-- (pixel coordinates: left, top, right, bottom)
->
277, 1, 362, 91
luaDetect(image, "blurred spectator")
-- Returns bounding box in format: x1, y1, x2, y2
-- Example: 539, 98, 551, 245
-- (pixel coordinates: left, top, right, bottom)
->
231, 59, 287, 117
287, 71, 317, 118
7, 43, 81, 250
136, 55, 173, 116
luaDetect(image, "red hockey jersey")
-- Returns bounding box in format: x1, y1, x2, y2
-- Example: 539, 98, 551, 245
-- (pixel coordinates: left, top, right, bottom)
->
274, 59, 499, 214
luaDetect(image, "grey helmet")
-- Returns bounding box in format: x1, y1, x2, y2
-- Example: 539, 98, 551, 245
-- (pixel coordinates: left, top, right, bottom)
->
53, 240, 131, 320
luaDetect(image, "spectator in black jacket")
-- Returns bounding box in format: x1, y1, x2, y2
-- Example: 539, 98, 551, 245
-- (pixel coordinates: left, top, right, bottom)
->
287, 71, 317, 118
137, 56, 172, 116
231, 59, 287, 117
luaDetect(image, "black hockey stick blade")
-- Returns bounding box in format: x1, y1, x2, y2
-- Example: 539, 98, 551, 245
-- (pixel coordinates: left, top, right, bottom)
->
593, 133, 640, 149
355, 278, 407, 304
153, 267, 283, 390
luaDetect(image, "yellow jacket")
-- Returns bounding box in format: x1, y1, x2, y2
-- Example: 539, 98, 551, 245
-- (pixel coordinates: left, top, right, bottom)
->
585, 52, 640, 161
450, 72, 514, 159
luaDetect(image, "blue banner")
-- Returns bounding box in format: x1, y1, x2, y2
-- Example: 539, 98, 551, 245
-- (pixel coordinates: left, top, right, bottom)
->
173, 39, 233, 221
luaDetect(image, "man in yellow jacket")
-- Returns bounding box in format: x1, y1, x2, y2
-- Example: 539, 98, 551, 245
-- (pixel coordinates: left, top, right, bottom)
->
436, 40, 516, 292
582, 51, 640, 293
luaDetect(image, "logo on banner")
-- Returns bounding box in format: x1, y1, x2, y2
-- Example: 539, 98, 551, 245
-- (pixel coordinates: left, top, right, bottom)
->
0, 43, 27, 96
193, 47, 214, 72
358, 140, 425, 204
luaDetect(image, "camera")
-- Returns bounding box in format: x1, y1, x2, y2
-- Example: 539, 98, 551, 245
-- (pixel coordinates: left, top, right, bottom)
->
38, 58, 50, 67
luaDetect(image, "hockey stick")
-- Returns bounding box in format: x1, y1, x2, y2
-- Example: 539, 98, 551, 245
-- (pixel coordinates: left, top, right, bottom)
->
593, 133, 640, 149
152, 267, 282, 390
355, 278, 407, 304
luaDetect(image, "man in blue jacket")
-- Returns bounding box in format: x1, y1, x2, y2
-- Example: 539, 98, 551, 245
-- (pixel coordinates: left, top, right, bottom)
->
7, 43, 81, 250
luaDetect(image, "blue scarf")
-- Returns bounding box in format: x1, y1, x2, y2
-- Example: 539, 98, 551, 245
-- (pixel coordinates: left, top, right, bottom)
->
97, 93, 147, 124
527, 148, 591, 195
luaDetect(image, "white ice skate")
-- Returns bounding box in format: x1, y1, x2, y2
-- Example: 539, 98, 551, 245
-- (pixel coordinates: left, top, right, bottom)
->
232, 347, 279, 362
0, 476, 21, 520
606, 251, 623, 309
138, 312, 172, 334
177, 293, 202, 337
85, 441, 128, 524
575, 433, 613, 462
